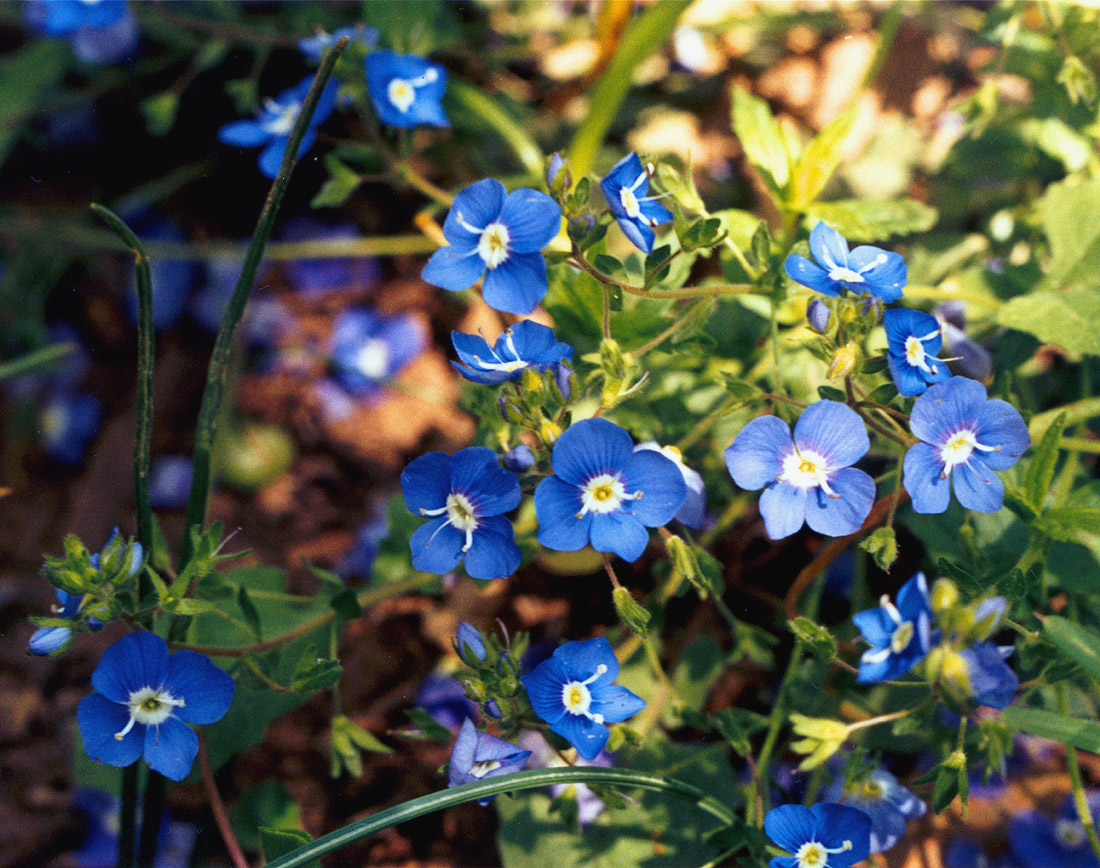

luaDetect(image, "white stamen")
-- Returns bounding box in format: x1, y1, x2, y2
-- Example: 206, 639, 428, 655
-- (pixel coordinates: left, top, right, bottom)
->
419, 493, 480, 551
113, 686, 186, 741
777, 448, 840, 499
561, 664, 609, 724
476, 222, 511, 269
469, 759, 502, 778
939, 429, 998, 478
575, 474, 641, 519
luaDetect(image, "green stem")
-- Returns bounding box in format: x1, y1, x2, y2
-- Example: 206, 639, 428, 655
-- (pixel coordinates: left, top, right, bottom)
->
447, 80, 545, 179
0, 341, 76, 382
633, 298, 713, 357
751, 643, 802, 822
571, 248, 755, 299
118, 765, 139, 868
179, 38, 348, 570
1057, 435, 1100, 454
263, 767, 737, 868
1060, 683, 1100, 863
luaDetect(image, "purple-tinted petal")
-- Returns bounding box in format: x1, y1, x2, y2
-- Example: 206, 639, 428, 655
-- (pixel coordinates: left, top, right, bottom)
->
498, 189, 561, 254
443, 179, 507, 245
401, 452, 453, 514
409, 518, 465, 574
803, 467, 875, 537
620, 450, 687, 527
422, 245, 486, 292
759, 482, 808, 540
903, 442, 951, 514
975, 400, 1029, 471
724, 415, 791, 490
551, 418, 634, 487
953, 460, 1005, 513
792, 401, 869, 469
78, 693, 144, 769
909, 378, 987, 446
589, 513, 649, 562
809, 222, 850, 271
617, 216, 656, 253
463, 515, 521, 580
784, 254, 839, 296
852, 607, 894, 648
92, 632, 170, 704
448, 718, 479, 786
165, 651, 235, 725
144, 716, 198, 781
481, 252, 548, 315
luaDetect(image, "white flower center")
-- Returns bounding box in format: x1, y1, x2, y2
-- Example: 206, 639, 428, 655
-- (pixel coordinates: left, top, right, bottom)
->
795, 838, 852, 868
904, 327, 943, 374
939, 429, 1001, 478
862, 594, 915, 665
620, 186, 641, 219
420, 492, 479, 552
1056, 818, 1087, 849
386, 68, 439, 114
261, 99, 300, 136
778, 448, 839, 498
472, 328, 528, 373
114, 686, 185, 741
576, 473, 642, 519
827, 253, 887, 285
477, 222, 511, 269
561, 664, 608, 723
355, 338, 390, 380
41, 404, 69, 440
469, 759, 502, 778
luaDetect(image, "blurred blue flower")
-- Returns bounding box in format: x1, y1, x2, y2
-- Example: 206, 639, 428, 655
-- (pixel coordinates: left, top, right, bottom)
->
724, 401, 875, 540
884, 308, 953, 396
1009, 794, 1100, 868
39, 391, 101, 465
824, 768, 926, 853
423, 179, 562, 315
71, 788, 197, 868
764, 803, 872, 868
123, 212, 201, 331
451, 320, 573, 385
534, 418, 686, 562
949, 641, 1019, 710
852, 572, 933, 684
148, 455, 193, 510
78, 631, 234, 781
519, 730, 613, 826
903, 377, 1029, 514
521, 637, 645, 761
329, 308, 426, 398
337, 503, 390, 582
448, 718, 530, 805
218, 75, 338, 179
299, 24, 378, 62
25, 0, 137, 64
503, 444, 536, 474
414, 673, 476, 731
279, 218, 382, 298
600, 152, 673, 254
936, 301, 993, 382
945, 838, 1022, 868
365, 50, 448, 128
634, 442, 706, 529
785, 222, 907, 302
401, 447, 522, 580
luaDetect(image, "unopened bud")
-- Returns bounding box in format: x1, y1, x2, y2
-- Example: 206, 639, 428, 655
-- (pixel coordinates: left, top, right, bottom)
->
553, 363, 573, 403
503, 444, 535, 473
930, 578, 959, 614
807, 299, 832, 334
539, 420, 562, 445
545, 152, 571, 195
827, 342, 859, 380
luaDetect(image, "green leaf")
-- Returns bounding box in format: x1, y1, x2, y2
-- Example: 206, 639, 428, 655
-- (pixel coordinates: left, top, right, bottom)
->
0, 41, 68, 171
818, 385, 846, 402
730, 86, 790, 196
329, 588, 363, 620
1002, 705, 1100, 753
613, 586, 651, 637
788, 617, 836, 661
711, 708, 767, 757
859, 527, 899, 572
996, 286, 1100, 356
261, 827, 318, 868
290, 652, 343, 693
789, 105, 857, 209
238, 586, 262, 640
1033, 504, 1100, 542
311, 154, 362, 209
931, 765, 960, 814
1024, 412, 1067, 511
804, 199, 938, 243
168, 597, 217, 616
718, 375, 763, 408
140, 92, 179, 137
404, 707, 454, 743
232, 781, 303, 853
1043, 616, 1100, 684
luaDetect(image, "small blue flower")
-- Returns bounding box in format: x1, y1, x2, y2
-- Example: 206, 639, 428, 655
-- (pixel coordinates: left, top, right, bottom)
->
503, 444, 536, 473
448, 718, 531, 805
852, 572, 933, 683
39, 391, 101, 465
329, 308, 426, 398
423, 179, 562, 315
824, 769, 926, 853
337, 503, 390, 582
218, 75, 338, 179
951, 641, 1019, 710
1009, 794, 1100, 868
29, 589, 89, 656
599, 153, 673, 254
724, 401, 875, 540
25, 0, 137, 64
521, 637, 645, 760
785, 222, 907, 302
764, 803, 872, 868
534, 418, 687, 562
279, 218, 382, 298
634, 442, 706, 529
149, 456, 193, 510
77, 631, 234, 781
455, 622, 488, 665
903, 377, 1029, 515
884, 309, 953, 396
401, 447, 522, 580
415, 673, 476, 731
299, 24, 378, 62
451, 320, 573, 385
365, 50, 448, 128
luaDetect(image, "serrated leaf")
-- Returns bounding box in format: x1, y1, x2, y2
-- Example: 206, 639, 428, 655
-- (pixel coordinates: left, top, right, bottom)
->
804, 198, 938, 243
730, 86, 790, 195
789, 105, 857, 209
1043, 616, 1100, 684
1002, 705, 1100, 753
1024, 412, 1067, 511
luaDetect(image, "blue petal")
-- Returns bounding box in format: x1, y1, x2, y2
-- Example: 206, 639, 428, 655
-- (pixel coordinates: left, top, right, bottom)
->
724, 415, 791, 490
803, 467, 875, 537
508, 320, 573, 366
638, 198, 674, 227
765, 804, 817, 854
78, 693, 144, 769
449, 447, 521, 515
551, 710, 608, 761
962, 642, 1019, 709
28, 625, 73, 656
451, 331, 495, 371
165, 651, 235, 725
896, 573, 932, 622
769, 859, 799, 868
1008, 810, 1068, 868
451, 360, 511, 386
218, 120, 268, 148
884, 309, 941, 355
909, 377, 987, 446
590, 684, 646, 723
809, 222, 850, 271
888, 352, 933, 397
792, 401, 869, 469
463, 515, 521, 580
144, 716, 198, 781
589, 513, 650, 562
975, 399, 1029, 471
852, 607, 893, 648
812, 802, 872, 864
498, 189, 561, 254
258, 137, 289, 179
759, 482, 807, 540
401, 452, 453, 514
482, 252, 548, 315
784, 254, 838, 296
550, 418, 633, 487
600, 153, 646, 205
409, 519, 465, 574
616, 215, 655, 253
422, 245, 487, 292
554, 637, 621, 683
953, 460, 1005, 513
535, 476, 593, 552
448, 718, 479, 786
521, 657, 570, 725
849, 246, 907, 302
443, 178, 507, 245
619, 450, 687, 527
92, 631, 169, 704
903, 442, 951, 514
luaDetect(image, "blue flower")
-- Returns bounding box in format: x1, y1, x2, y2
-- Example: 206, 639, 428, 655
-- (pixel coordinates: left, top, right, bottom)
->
365, 50, 448, 128
521, 637, 645, 760
25, 0, 137, 64
764, 803, 872, 868
950, 641, 1019, 710
329, 308, 426, 398
149, 456, 193, 510
884, 308, 954, 396
278, 218, 382, 298
415, 673, 476, 731
1009, 795, 1100, 868
599, 153, 673, 254
823, 769, 926, 853
448, 718, 531, 805
39, 391, 101, 465
455, 622, 488, 665
503, 444, 536, 473
337, 503, 390, 582
724, 401, 875, 540
903, 377, 1029, 514
634, 442, 706, 529
852, 572, 933, 683
422, 179, 562, 315
29, 589, 90, 656
218, 75, 338, 179
299, 24, 378, 62
401, 447, 522, 580
534, 418, 687, 562
784, 222, 907, 302
77, 631, 234, 781
451, 320, 573, 385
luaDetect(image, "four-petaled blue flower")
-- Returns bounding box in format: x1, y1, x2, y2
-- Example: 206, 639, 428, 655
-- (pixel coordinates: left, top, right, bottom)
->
764, 803, 872, 868
299, 24, 378, 62
724, 401, 876, 540
521, 637, 645, 760
785, 222, 907, 302
884, 308, 953, 396
1009, 794, 1100, 868
600, 153, 673, 254
401, 447, 522, 580
451, 320, 573, 385
448, 718, 531, 805
903, 377, 1029, 514
365, 50, 449, 128
823, 768, 926, 854
422, 179, 562, 315
534, 418, 687, 562
25, 0, 138, 65
329, 307, 426, 398
77, 631, 234, 781
634, 442, 707, 529
852, 572, 933, 684
218, 75, 338, 179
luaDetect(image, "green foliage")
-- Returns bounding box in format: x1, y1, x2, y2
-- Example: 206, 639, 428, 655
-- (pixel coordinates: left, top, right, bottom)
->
1002, 706, 1100, 754
804, 199, 938, 243
0, 40, 68, 171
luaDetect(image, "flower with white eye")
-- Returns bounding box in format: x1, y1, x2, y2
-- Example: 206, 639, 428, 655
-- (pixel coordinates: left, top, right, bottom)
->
884, 308, 954, 396
784, 222, 908, 302
447, 719, 531, 805
764, 803, 872, 868
599, 152, 674, 253
852, 572, 933, 684
365, 50, 449, 129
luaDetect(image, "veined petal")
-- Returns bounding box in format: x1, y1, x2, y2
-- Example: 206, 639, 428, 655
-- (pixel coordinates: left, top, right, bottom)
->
422, 245, 486, 292
784, 254, 838, 296
975, 399, 1029, 471
443, 178, 507, 245
78, 693, 144, 769
554, 637, 621, 683
953, 460, 1005, 513
809, 222, 850, 272
804, 467, 875, 537
534, 476, 592, 552
765, 804, 818, 855
401, 452, 453, 514
551, 418, 634, 486
450, 447, 521, 515
165, 651, 235, 725
792, 401, 870, 469
759, 481, 808, 540
481, 252, 548, 315
590, 684, 646, 723
620, 450, 687, 527
724, 415, 791, 490
450, 360, 511, 386
451, 331, 495, 369
498, 189, 562, 253
144, 716, 198, 781
812, 802, 873, 864
409, 518, 465, 574
849, 246, 907, 302
463, 515, 521, 580
909, 377, 987, 446
589, 512, 649, 562
92, 631, 169, 704
551, 711, 608, 761
520, 657, 570, 725
903, 442, 951, 514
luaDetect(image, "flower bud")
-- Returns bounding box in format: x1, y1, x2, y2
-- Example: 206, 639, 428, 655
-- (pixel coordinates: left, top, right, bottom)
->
826, 342, 859, 380
970, 596, 1007, 642
807, 299, 832, 334
545, 152, 571, 196
553, 363, 573, 403
455, 622, 487, 664
930, 578, 959, 614
520, 367, 544, 396
503, 444, 535, 473
539, 420, 562, 445
499, 396, 525, 425
789, 713, 850, 771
